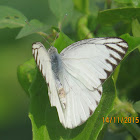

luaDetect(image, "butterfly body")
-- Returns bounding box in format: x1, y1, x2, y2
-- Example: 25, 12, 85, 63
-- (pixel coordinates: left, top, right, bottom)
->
48, 46, 66, 109
32, 37, 128, 129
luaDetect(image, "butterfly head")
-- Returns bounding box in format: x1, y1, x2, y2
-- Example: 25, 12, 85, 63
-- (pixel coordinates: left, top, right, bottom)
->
48, 46, 58, 55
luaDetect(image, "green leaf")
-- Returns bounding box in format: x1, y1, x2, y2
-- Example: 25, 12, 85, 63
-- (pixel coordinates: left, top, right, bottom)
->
120, 33, 140, 55
132, 19, 140, 37
96, 26, 117, 37
112, 34, 140, 86
17, 59, 36, 96
16, 19, 50, 39
98, 8, 140, 25
48, 0, 74, 21
54, 32, 74, 53
0, 6, 27, 29
133, 101, 140, 113
116, 34, 140, 101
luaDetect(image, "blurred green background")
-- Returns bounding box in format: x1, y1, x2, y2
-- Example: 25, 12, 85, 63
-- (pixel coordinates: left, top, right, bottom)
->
0, 0, 48, 139
0, 0, 140, 139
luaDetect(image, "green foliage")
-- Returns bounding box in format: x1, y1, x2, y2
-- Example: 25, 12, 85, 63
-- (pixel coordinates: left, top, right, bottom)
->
73, 0, 89, 14
132, 19, 140, 37
48, 0, 73, 21
1, 0, 140, 140
16, 19, 50, 39
17, 59, 36, 96
121, 34, 140, 55
0, 6, 27, 28
114, 0, 132, 4
133, 101, 140, 113
98, 8, 140, 25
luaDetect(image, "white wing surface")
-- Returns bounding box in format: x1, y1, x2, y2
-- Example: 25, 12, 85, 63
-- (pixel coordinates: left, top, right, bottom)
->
58, 68, 102, 128
61, 38, 128, 90
58, 37, 128, 128
32, 42, 65, 126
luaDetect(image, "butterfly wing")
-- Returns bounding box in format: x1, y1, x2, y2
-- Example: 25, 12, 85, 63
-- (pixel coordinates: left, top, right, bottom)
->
32, 42, 65, 126
59, 37, 128, 128
58, 67, 102, 128
32, 37, 128, 129
61, 37, 128, 90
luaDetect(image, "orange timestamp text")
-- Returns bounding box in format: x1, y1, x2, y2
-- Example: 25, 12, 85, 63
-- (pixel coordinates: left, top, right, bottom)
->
103, 117, 139, 124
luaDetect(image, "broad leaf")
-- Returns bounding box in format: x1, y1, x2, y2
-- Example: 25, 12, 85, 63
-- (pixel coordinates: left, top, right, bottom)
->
0, 6, 27, 28
98, 8, 140, 25
16, 19, 50, 39
17, 59, 36, 96
120, 33, 140, 55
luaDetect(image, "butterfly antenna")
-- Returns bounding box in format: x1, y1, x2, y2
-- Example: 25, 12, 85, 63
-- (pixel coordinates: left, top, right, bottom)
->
25, 20, 51, 47
59, 13, 68, 31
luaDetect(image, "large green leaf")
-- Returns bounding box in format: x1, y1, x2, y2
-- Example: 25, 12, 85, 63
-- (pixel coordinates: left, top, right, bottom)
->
98, 8, 140, 25
0, 6, 27, 28
16, 19, 50, 39
17, 59, 36, 96
120, 33, 140, 55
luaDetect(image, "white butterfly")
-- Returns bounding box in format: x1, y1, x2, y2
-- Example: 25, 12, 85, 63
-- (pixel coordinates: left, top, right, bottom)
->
32, 37, 128, 129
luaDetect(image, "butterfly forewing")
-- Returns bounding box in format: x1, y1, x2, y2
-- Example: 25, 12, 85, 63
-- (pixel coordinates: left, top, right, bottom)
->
32, 42, 66, 126
61, 37, 128, 87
